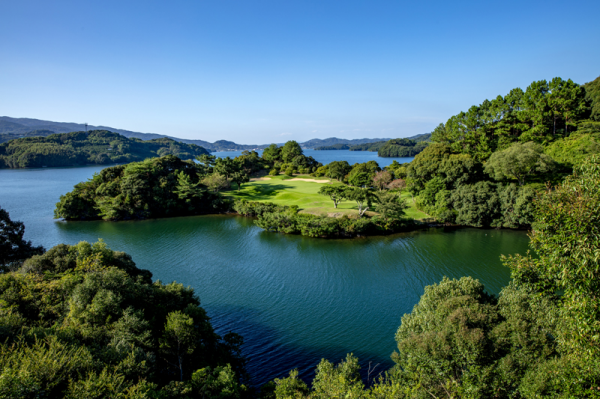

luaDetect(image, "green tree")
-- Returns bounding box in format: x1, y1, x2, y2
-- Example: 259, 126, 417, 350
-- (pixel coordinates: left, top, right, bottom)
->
262, 143, 282, 163
345, 187, 373, 218
281, 141, 303, 163
375, 192, 407, 221
202, 173, 230, 193
160, 311, 198, 381
174, 170, 205, 209
214, 157, 237, 179
0, 206, 44, 271
484, 141, 554, 185
231, 171, 250, 191
327, 161, 351, 182
318, 185, 347, 209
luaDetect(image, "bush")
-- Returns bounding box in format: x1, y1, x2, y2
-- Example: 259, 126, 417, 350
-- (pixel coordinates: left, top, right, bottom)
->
269, 168, 279, 176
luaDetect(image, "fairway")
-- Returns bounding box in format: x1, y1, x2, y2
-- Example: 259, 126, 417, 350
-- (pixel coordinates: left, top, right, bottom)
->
224, 174, 429, 219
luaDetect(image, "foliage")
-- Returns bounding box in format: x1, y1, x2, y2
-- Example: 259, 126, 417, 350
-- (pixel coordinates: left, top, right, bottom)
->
583, 75, 600, 122
54, 155, 228, 221
253, 205, 415, 238
431, 77, 589, 161
317, 185, 348, 209
484, 141, 555, 185
374, 192, 407, 221
0, 206, 44, 271
377, 139, 428, 158
0, 130, 209, 169
0, 240, 247, 398
544, 121, 600, 168
506, 157, 600, 360
372, 170, 392, 191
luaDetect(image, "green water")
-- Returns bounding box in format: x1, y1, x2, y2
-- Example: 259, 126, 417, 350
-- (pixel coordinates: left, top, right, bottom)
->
0, 165, 530, 385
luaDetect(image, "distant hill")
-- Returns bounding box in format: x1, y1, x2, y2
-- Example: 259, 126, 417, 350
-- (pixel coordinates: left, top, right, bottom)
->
300, 137, 392, 149
0, 116, 433, 152
0, 130, 209, 169
314, 133, 432, 152
0, 117, 267, 151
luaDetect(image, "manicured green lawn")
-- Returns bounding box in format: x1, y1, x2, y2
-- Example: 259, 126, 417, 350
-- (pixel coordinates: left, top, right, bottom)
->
223, 174, 430, 220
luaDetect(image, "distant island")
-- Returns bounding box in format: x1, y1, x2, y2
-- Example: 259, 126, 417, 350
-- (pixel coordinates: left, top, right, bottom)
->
315, 134, 431, 157
0, 130, 209, 168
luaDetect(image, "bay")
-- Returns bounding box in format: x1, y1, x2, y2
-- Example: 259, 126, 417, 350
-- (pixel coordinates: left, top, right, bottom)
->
0, 164, 529, 386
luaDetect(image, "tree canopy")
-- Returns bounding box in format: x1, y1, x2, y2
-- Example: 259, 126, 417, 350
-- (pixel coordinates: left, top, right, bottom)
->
0, 130, 209, 169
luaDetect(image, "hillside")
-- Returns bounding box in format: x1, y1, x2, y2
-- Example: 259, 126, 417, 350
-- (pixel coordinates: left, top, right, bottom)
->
315, 133, 432, 155
0, 117, 267, 151
0, 130, 209, 168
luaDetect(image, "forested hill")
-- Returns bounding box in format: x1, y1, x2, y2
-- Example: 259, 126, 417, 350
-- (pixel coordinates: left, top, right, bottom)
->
315, 133, 431, 157
0, 117, 268, 151
0, 130, 209, 169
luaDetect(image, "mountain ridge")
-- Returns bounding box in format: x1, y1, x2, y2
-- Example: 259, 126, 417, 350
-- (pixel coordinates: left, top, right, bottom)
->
0, 116, 421, 151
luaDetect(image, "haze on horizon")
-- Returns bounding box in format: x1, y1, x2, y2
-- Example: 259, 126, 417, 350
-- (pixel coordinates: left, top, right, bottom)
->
1, 0, 599, 145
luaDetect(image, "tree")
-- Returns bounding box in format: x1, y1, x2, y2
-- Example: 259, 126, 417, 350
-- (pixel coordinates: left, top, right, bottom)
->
262, 144, 282, 163
387, 179, 406, 192
174, 170, 204, 208
231, 171, 249, 191
318, 185, 347, 208
485, 141, 554, 185
327, 161, 351, 182
375, 192, 407, 221
214, 157, 237, 179
345, 187, 373, 218
0, 206, 44, 270
202, 173, 230, 193
195, 154, 216, 176
372, 170, 392, 191
160, 311, 197, 381
284, 166, 295, 176
281, 141, 303, 163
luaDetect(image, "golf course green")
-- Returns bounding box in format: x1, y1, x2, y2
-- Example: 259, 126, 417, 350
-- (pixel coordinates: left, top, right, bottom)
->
224, 174, 429, 220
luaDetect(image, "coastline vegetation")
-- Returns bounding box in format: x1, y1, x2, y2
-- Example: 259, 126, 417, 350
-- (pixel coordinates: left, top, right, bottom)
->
0, 130, 209, 169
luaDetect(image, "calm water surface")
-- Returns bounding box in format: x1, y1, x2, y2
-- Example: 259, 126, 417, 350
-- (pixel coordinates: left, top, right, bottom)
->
0, 164, 529, 385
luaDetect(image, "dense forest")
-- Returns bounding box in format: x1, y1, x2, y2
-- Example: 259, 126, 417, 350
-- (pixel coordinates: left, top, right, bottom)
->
1, 207, 248, 397
402, 75, 600, 227
0, 130, 209, 168
4, 154, 600, 397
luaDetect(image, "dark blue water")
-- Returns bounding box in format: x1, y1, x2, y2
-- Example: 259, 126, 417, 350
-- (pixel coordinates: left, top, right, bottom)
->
0, 165, 529, 386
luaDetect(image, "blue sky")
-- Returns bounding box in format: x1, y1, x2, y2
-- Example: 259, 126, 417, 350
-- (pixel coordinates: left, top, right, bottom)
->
1, 0, 599, 144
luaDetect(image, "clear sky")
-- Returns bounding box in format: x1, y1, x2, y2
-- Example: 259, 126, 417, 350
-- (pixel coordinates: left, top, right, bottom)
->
1, 0, 599, 144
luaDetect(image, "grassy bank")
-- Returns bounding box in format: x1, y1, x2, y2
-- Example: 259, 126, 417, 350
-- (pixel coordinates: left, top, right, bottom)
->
223, 174, 429, 220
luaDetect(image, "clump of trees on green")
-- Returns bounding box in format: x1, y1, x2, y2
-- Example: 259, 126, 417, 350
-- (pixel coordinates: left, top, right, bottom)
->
404, 75, 600, 227
54, 155, 228, 220
53, 140, 416, 236
0, 130, 210, 169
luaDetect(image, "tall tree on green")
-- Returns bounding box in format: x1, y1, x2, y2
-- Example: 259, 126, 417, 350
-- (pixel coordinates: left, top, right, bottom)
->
280, 140, 303, 163
318, 185, 347, 208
